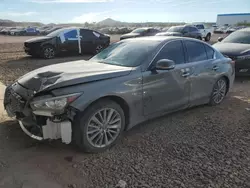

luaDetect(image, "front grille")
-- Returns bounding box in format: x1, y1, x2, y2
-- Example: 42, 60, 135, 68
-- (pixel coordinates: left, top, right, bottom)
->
4, 86, 25, 117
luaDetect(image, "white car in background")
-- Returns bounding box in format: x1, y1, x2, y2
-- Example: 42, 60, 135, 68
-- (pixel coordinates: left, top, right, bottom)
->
193, 23, 213, 41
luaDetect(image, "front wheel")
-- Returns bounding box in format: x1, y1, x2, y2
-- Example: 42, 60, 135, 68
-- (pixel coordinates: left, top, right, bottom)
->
41, 45, 55, 59
209, 78, 227, 106
73, 99, 125, 153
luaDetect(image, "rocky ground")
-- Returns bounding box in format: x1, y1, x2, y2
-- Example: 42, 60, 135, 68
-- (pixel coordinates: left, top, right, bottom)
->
0, 34, 249, 188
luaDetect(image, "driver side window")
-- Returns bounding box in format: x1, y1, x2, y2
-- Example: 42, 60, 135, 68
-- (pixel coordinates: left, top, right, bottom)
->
153, 40, 185, 65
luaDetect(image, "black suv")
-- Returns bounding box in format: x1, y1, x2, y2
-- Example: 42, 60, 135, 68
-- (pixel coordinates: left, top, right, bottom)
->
156, 25, 202, 40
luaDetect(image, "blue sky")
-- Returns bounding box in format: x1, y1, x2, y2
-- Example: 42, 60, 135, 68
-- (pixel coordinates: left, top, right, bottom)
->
0, 0, 249, 24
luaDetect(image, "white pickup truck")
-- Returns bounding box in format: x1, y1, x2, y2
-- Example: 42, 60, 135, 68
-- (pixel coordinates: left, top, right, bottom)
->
193, 24, 213, 41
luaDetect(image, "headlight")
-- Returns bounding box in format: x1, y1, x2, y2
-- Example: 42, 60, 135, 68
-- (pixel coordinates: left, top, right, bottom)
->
31, 93, 81, 111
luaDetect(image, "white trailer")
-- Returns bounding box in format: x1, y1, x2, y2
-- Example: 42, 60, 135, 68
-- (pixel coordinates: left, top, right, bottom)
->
216, 13, 250, 26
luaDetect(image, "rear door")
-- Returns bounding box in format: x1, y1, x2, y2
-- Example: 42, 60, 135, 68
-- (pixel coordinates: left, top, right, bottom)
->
80, 29, 100, 53
183, 40, 215, 106
142, 40, 191, 115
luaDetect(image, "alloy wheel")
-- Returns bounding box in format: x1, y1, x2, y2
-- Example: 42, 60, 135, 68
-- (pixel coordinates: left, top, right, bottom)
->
44, 47, 55, 59
96, 45, 103, 54
212, 79, 226, 104
86, 108, 122, 148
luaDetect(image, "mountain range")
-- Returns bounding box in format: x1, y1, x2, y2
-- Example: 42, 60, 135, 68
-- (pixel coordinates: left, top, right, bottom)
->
0, 18, 214, 28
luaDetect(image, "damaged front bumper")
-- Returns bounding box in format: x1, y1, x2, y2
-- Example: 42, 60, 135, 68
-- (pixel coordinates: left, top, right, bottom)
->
4, 82, 76, 144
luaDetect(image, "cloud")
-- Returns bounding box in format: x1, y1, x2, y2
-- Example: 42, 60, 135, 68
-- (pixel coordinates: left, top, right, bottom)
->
30, 0, 113, 3
5, 11, 38, 16
71, 10, 115, 23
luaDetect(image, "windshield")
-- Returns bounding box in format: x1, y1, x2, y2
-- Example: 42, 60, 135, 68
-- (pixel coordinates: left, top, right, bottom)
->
131, 28, 146, 33
90, 40, 160, 67
222, 31, 250, 44
167, 26, 184, 32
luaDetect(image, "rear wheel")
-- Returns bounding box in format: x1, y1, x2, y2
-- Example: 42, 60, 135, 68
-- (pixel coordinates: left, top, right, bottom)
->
95, 45, 103, 54
73, 99, 125, 153
205, 33, 211, 41
209, 77, 227, 106
41, 45, 55, 59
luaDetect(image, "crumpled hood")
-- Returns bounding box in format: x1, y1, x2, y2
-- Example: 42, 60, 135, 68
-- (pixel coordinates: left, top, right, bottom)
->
213, 42, 250, 56
25, 36, 53, 43
17, 60, 132, 92
120, 33, 140, 39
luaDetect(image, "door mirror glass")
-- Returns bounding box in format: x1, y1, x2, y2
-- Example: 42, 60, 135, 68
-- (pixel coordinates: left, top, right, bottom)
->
218, 37, 223, 42
155, 59, 175, 70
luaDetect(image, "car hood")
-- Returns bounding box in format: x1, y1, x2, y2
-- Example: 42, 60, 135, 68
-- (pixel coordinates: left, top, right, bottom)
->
25, 36, 53, 43
120, 33, 140, 38
213, 42, 250, 56
17, 60, 132, 92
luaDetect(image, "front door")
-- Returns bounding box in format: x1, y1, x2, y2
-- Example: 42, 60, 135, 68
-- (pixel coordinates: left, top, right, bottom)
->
142, 40, 191, 115
80, 29, 99, 54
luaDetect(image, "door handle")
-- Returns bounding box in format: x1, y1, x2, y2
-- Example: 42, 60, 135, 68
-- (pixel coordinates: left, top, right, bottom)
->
212, 66, 219, 71
182, 72, 190, 77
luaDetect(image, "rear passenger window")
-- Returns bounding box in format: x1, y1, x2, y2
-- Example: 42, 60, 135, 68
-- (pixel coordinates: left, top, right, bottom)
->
205, 45, 215, 59
154, 40, 185, 64
185, 41, 207, 62
80, 29, 95, 39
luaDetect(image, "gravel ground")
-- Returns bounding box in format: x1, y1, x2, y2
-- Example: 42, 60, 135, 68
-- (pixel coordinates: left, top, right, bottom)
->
0, 80, 250, 188
1, 34, 250, 188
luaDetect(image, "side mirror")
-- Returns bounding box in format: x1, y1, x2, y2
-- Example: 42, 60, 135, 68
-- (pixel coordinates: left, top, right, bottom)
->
155, 59, 175, 70
218, 37, 223, 42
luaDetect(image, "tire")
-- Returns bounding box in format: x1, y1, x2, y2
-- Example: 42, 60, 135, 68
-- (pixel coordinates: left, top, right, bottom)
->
41, 45, 55, 59
73, 99, 125, 153
95, 45, 103, 54
205, 33, 211, 42
209, 77, 227, 106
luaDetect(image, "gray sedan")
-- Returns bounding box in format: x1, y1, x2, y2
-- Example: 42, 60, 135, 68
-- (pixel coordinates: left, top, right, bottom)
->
4, 37, 235, 153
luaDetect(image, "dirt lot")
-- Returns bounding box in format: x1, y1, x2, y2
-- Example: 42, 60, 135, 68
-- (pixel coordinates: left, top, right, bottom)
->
1, 34, 250, 188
